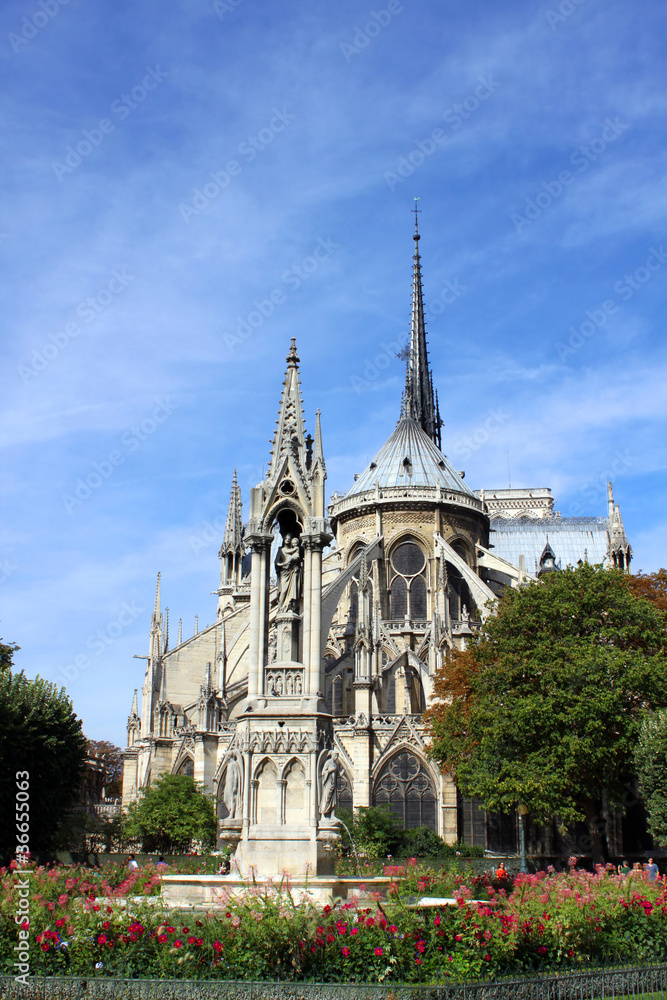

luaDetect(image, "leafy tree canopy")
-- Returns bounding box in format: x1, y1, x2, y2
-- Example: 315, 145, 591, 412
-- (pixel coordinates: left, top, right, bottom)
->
628, 569, 667, 616
635, 708, 667, 847
125, 774, 216, 853
425, 564, 667, 858
0, 644, 88, 853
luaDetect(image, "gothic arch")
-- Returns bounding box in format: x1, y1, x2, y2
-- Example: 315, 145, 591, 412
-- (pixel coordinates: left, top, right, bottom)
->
387, 535, 430, 620
372, 746, 438, 830
448, 535, 475, 567
173, 754, 194, 778
346, 539, 368, 565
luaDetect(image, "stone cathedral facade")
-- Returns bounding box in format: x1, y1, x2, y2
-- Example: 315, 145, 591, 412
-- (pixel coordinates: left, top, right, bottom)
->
122, 221, 632, 855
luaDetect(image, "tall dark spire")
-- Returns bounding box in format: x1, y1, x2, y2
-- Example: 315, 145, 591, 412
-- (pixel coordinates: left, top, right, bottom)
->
403, 202, 442, 449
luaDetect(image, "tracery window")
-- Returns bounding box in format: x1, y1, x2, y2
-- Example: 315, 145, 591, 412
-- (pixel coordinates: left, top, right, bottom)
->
389, 542, 428, 620
336, 768, 353, 812
373, 750, 436, 830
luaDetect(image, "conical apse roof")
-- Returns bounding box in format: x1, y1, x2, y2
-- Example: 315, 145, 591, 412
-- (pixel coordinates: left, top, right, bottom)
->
344, 416, 475, 498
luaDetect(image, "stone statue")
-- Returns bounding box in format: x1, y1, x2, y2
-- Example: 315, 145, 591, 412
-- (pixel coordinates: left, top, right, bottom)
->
275, 534, 302, 610
222, 751, 242, 819
319, 750, 339, 819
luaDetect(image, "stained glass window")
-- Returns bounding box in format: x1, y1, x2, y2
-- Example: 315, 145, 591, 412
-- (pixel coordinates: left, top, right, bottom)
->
389, 541, 428, 620
373, 751, 436, 830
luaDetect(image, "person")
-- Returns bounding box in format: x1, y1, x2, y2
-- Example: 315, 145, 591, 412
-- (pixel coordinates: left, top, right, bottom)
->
646, 857, 659, 882
495, 861, 508, 881
618, 859, 631, 877
630, 862, 643, 877
127, 854, 139, 870
218, 855, 231, 875
156, 856, 168, 871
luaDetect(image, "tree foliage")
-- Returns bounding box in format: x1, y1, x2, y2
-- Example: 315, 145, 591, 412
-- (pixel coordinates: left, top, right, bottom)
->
425, 564, 667, 859
0, 645, 88, 853
635, 708, 667, 847
628, 569, 667, 616
87, 739, 124, 798
124, 774, 216, 853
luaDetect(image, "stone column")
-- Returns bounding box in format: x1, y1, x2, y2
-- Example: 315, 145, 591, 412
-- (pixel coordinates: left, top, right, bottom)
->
309, 543, 323, 697
301, 539, 312, 678
247, 546, 263, 700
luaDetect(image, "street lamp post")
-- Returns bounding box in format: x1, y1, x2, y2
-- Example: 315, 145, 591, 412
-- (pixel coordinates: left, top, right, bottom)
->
517, 803, 528, 874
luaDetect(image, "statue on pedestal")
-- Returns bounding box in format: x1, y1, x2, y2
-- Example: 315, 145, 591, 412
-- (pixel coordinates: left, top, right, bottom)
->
276, 534, 302, 610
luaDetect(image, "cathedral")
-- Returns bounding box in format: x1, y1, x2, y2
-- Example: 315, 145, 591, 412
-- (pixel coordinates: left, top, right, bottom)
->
122, 218, 632, 858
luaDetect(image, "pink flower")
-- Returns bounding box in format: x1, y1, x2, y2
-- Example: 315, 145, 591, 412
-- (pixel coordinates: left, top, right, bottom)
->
374, 946, 383, 956
342, 946, 350, 957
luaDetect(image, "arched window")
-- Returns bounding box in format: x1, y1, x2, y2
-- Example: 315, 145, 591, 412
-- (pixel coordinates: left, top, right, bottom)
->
336, 768, 353, 812
176, 757, 194, 778
373, 750, 436, 830
389, 542, 428, 620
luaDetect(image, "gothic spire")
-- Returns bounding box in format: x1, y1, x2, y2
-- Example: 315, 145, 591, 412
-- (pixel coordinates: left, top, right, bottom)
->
403, 204, 442, 449
312, 408, 325, 471
150, 572, 162, 661
220, 469, 244, 555
267, 338, 308, 480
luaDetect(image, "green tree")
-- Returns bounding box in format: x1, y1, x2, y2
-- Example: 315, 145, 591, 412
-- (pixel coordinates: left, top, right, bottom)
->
87, 739, 124, 798
125, 774, 216, 853
425, 564, 667, 862
635, 709, 667, 847
0, 644, 88, 853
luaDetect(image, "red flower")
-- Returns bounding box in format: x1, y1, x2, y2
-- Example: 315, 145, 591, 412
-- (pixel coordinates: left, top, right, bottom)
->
342, 946, 350, 957
213, 941, 223, 952
374, 947, 383, 956
350, 927, 358, 936
174, 939, 183, 948
158, 934, 167, 944
538, 946, 547, 956
97, 934, 107, 945
416, 940, 425, 953
326, 933, 335, 943
415, 958, 422, 965
188, 937, 196, 945
41, 944, 49, 952
182, 926, 189, 933
55, 918, 66, 928
103, 921, 110, 930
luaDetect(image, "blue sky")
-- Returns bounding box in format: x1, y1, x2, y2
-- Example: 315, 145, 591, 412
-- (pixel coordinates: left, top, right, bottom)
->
1, 0, 666, 748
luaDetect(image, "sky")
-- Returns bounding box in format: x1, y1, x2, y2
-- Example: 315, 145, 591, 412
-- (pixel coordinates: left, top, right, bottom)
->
1, 0, 666, 749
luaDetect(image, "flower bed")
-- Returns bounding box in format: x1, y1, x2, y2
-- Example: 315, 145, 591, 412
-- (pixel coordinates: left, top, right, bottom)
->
2, 861, 667, 981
